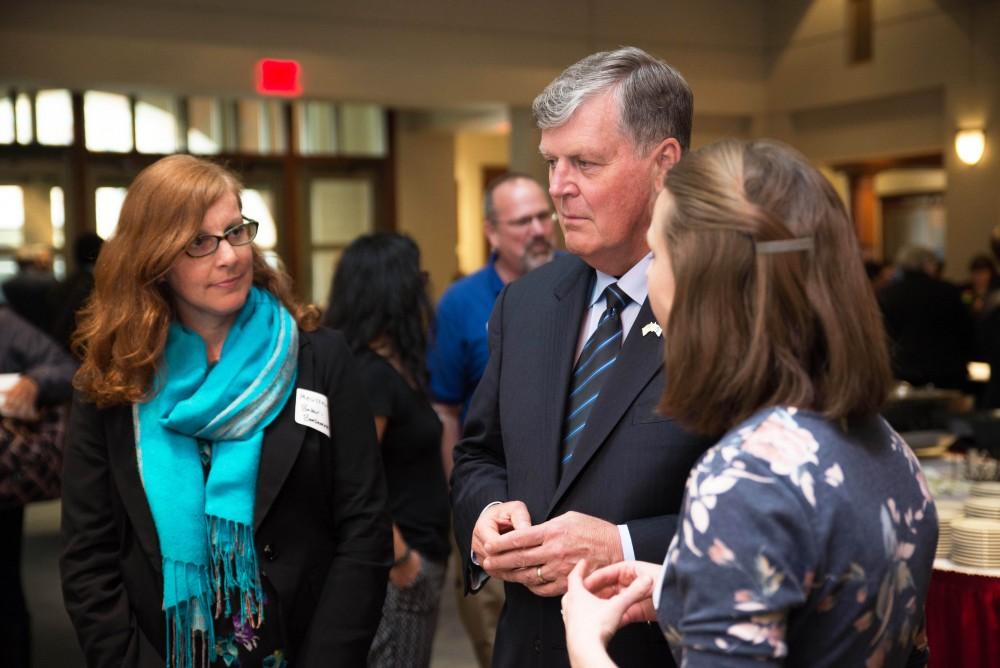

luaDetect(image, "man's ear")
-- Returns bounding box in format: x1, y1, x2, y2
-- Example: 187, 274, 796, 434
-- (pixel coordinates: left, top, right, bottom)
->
650, 137, 682, 187
484, 220, 499, 250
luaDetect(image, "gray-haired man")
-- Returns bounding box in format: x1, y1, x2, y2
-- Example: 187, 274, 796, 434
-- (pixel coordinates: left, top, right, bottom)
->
451, 47, 715, 667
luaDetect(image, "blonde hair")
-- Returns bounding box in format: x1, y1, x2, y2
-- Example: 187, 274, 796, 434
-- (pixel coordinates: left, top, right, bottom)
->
74, 154, 318, 406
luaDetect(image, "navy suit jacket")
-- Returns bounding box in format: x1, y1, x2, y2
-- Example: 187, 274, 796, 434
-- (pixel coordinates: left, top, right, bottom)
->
451, 254, 715, 668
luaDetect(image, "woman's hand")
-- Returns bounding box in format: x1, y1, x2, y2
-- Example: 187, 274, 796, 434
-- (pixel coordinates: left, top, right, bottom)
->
389, 548, 423, 589
2, 376, 39, 419
582, 559, 661, 625
561, 559, 659, 668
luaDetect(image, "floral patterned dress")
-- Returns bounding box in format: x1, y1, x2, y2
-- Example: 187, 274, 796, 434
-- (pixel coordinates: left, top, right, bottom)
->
656, 407, 937, 668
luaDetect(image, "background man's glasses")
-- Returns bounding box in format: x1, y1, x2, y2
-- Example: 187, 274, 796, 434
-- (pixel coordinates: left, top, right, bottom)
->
501, 211, 557, 228
184, 217, 259, 257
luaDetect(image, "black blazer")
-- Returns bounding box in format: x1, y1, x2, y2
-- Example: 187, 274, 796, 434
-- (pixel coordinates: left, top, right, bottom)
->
60, 328, 392, 668
878, 270, 973, 389
452, 254, 716, 668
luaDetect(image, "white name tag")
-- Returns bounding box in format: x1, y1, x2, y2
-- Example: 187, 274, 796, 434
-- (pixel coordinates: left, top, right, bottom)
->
294, 388, 330, 437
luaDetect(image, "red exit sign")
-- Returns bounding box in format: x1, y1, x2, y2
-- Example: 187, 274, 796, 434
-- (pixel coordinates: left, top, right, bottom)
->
256, 59, 302, 97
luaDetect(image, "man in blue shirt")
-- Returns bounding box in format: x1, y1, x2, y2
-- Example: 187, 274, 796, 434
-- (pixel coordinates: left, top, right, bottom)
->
428, 172, 556, 667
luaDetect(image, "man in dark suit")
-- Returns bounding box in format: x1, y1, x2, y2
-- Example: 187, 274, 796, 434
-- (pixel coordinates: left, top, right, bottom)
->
1, 244, 59, 333
451, 46, 716, 668
878, 244, 974, 390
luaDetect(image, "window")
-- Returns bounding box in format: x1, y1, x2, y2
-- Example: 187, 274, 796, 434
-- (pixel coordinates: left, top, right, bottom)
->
339, 104, 386, 157
297, 101, 338, 155
188, 97, 224, 154
135, 94, 179, 154
0, 257, 16, 284
0, 185, 25, 247
50, 187, 65, 249
311, 248, 342, 307
0, 89, 73, 146
0, 96, 13, 143
242, 188, 281, 268
95, 187, 127, 239
309, 177, 374, 304
295, 101, 387, 157
238, 99, 286, 154
35, 90, 73, 146
15, 93, 32, 144
0, 87, 392, 303
85, 91, 133, 152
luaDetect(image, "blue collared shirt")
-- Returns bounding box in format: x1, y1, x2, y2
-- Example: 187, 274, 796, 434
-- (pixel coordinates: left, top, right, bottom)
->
427, 254, 505, 417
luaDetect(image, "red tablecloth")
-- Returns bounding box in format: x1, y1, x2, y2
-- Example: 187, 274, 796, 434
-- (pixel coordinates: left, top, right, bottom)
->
927, 566, 1000, 668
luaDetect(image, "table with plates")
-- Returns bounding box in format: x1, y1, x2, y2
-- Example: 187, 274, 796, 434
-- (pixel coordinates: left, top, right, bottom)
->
927, 482, 1000, 668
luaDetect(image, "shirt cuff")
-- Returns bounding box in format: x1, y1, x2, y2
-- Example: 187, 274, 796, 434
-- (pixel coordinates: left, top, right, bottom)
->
470, 565, 491, 591
618, 523, 635, 561
469, 501, 504, 590
471, 501, 504, 565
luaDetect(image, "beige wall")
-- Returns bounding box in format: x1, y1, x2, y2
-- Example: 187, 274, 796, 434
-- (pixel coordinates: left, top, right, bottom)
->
509, 107, 547, 185
394, 116, 457, 301
3, 0, 1000, 281
0, 0, 769, 112
454, 132, 509, 276
761, 0, 999, 280
943, 2, 1000, 282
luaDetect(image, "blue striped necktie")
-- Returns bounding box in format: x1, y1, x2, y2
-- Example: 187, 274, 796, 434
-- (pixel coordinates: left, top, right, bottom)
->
561, 283, 629, 469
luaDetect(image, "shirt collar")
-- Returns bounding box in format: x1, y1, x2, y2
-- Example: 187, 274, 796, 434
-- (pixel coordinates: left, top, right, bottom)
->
486, 252, 505, 293
588, 253, 652, 308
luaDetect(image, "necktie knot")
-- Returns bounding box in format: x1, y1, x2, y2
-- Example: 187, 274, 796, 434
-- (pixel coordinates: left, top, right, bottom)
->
603, 283, 629, 314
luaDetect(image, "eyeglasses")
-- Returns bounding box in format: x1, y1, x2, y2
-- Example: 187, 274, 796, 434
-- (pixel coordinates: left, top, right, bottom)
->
184, 218, 259, 258
500, 211, 557, 228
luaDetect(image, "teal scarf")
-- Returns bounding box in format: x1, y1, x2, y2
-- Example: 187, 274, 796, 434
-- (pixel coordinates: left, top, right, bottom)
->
135, 287, 298, 668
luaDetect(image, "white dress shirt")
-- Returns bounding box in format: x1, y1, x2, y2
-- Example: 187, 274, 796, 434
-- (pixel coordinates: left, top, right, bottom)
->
576, 253, 652, 562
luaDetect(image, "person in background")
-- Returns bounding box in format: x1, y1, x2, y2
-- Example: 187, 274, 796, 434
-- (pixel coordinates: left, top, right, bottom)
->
325, 232, 451, 668
979, 227, 1000, 407
1, 244, 60, 333
960, 253, 998, 318
50, 232, 104, 354
61, 154, 391, 668
561, 139, 937, 668
863, 258, 894, 292
0, 306, 76, 668
451, 47, 716, 668
426, 172, 557, 667
878, 244, 973, 390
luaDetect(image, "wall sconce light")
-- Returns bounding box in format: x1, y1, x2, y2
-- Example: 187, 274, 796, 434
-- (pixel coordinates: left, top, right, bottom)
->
955, 128, 986, 165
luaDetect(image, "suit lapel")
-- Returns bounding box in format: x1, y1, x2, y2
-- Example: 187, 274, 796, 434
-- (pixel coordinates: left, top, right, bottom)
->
254, 335, 309, 530
547, 298, 662, 516
107, 407, 162, 572
535, 260, 593, 508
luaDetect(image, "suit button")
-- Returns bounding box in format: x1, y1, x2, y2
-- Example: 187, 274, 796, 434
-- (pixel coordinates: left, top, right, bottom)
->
262, 544, 276, 561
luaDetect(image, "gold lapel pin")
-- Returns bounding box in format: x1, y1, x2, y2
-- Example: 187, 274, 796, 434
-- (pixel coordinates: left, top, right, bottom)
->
641, 322, 662, 337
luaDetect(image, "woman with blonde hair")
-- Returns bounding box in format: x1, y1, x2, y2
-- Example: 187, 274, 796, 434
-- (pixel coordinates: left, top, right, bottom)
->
60, 154, 391, 668
561, 140, 937, 667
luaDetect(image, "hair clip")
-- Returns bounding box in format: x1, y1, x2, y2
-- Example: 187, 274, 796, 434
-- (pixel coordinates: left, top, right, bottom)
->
756, 237, 814, 255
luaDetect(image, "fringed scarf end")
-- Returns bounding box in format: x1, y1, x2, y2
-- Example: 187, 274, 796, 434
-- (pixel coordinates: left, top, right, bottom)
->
207, 514, 265, 628
163, 559, 215, 668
